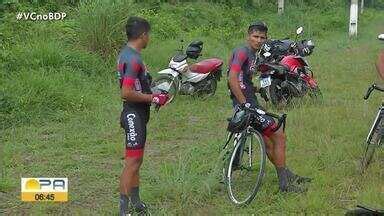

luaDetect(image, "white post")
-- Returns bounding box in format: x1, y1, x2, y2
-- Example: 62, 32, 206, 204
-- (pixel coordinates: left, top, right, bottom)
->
278, 0, 284, 15
349, 0, 358, 37
361, 0, 364, 13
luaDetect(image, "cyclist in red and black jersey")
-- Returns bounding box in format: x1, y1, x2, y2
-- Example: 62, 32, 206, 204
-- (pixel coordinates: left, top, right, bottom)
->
117, 17, 169, 215
227, 21, 311, 193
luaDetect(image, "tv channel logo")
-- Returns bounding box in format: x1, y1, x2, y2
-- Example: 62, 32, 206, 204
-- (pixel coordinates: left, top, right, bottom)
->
21, 178, 68, 202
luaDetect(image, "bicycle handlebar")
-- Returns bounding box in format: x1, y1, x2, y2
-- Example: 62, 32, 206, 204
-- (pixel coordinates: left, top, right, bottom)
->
222, 106, 287, 150
241, 106, 287, 132
364, 83, 384, 100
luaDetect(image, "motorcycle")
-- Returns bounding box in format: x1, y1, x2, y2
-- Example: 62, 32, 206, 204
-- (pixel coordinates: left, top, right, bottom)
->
150, 40, 223, 103
258, 27, 321, 106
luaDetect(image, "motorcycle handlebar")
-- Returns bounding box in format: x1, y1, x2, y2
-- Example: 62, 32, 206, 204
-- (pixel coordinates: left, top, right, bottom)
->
364, 83, 384, 100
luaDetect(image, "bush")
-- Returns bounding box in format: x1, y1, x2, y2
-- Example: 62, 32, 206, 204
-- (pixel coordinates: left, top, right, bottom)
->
76, 0, 136, 57
1, 67, 103, 128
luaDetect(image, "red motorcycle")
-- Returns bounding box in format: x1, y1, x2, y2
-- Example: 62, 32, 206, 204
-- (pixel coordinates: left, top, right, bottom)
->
258, 27, 321, 106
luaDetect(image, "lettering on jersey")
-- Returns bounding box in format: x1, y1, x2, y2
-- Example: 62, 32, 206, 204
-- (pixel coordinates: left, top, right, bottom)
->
256, 115, 266, 123
134, 79, 142, 92
249, 54, 257, 72
126, 114, 138, 147
238, 72, 246, 89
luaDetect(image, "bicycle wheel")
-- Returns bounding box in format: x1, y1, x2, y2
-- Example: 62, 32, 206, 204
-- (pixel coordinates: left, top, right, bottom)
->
225, 128, 266, 205
362, 117, 383, 170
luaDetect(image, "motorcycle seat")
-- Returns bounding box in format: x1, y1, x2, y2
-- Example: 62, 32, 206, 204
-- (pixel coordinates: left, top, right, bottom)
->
190, 58, 223, 74
173, 54, 187, 62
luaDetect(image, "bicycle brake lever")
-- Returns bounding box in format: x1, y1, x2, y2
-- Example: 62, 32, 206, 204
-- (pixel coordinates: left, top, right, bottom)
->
364, 86, 374, 100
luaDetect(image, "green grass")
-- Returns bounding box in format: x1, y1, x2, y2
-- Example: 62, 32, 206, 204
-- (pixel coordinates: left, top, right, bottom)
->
1, 1, 384, 215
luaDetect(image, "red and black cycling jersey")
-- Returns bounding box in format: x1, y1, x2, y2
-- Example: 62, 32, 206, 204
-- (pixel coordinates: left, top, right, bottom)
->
117, 45, 152, 158
227, 45, 277, 137
117, 45, 152, 109
227, 45, 259, 102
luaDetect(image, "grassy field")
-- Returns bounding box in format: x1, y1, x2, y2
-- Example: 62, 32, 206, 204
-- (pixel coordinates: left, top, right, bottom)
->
1, 1, 384, 215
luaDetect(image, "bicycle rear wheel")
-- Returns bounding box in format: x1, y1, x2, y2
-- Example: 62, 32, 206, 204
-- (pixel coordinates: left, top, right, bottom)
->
362, 117, 383, 170
225, 129, 266, 205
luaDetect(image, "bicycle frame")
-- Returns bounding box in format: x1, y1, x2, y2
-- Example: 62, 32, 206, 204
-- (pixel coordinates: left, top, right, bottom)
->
366, 107, 384, 143
364, 84, 384, 144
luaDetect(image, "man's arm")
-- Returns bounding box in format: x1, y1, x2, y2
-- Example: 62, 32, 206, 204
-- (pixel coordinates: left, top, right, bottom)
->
228, 71, 246, 104
119, 57, 153, 103
228, 48, 247, 105
121, 85, 152, 103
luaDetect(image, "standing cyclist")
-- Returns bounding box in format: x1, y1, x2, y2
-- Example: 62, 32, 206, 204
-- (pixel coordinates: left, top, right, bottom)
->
227, 21, 311, 193
117, 17, 169, 215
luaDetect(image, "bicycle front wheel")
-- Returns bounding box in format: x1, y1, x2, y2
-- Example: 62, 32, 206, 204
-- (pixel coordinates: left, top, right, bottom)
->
225, 129, 266, 205
362, 117, 383, 170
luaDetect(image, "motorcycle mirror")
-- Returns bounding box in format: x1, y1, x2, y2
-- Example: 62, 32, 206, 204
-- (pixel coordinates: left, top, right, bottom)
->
378, 34, 384, 41
296, 27, 304, 35
263, 52, 271, 58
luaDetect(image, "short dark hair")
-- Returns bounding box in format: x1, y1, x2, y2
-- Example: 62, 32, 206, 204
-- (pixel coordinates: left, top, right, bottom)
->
125, 16, 150, 40
248, 21, 268, 34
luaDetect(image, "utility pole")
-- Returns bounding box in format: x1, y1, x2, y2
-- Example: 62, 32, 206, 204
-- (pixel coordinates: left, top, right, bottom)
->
361, 0, 364, 13
349, 0, 358, 37
278, 0, 284, 15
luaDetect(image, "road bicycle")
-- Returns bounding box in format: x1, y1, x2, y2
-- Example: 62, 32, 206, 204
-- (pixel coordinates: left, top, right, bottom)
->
222, 106, 286, 205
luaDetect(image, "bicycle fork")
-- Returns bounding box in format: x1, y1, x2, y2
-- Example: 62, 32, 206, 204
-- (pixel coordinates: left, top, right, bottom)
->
234, 130, 253, 169
366, 108, 384, 145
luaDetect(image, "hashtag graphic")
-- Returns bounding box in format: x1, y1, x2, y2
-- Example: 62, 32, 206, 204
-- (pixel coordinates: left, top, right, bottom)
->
16, 13, 22, 20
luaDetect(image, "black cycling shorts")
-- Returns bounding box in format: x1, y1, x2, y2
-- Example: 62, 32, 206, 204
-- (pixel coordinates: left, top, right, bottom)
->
120, 106, 150, 158
232, 97, 277, 137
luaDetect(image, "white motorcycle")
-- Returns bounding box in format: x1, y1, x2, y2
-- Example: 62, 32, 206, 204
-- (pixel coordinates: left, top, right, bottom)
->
151, 40, 223, 102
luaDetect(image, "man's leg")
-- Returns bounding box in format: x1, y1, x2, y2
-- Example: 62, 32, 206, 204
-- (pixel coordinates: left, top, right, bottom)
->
268, 127, 310, 191
119, 110, 147, 215
119, 157, 143, 215
268, 127, 286, 167
267, 128, 296, 192
263, 136, 276, 165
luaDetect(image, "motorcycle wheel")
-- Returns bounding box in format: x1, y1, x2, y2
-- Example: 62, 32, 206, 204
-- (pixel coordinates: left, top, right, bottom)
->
206, 78, 217, 96
269, 79, 293, 107
195, 78, 217, 98
150, 74, 178, 103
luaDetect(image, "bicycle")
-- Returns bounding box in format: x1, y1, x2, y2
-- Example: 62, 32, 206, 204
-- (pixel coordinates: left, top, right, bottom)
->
361, 83, 384, 171
222, 106, 286, 205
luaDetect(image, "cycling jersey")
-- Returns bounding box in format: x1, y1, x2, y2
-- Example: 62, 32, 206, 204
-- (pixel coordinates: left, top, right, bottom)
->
227, 45, 259, 104
117, 45, 152, 158
117, 45, 152, 110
